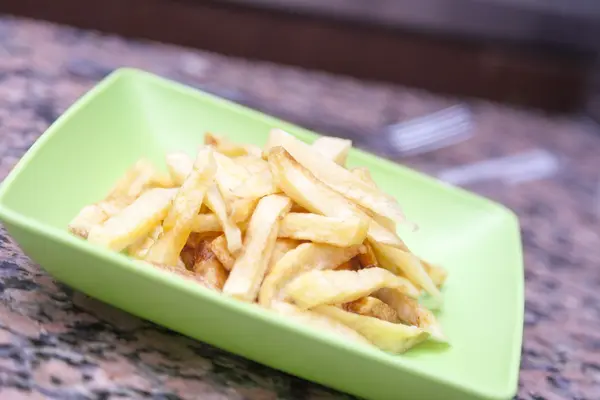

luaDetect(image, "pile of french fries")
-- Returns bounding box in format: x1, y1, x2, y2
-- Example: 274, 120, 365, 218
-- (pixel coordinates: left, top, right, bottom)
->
69, 129, 448, 353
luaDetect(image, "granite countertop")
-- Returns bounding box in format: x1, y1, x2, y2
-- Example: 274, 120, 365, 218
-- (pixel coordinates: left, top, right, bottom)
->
0, 16, 599, 400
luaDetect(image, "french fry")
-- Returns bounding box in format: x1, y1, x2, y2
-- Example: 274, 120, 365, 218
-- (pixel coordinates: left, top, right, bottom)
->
166, 151, 250, 202
87, 188, 177, 252
266, 129, 406, 224
231, 168, 280, 198
192, 213, 249, 235
229, 197, 259, 224
358, 242, 378, 268
423, 261, 448, 288
353, 167, 421, 232
175, 150, 248, 206
235, 155, 270, 174
268, 147, 404, 248
213, 152, 250, 190
193, 211, 368, 248
205, 132, 261, 157
350, 167, 397, 232
271, 302, 371, 346
128, 224, 163, 259
371, 242, 442, 305
179, 233, 211, 269
230, 155, 279, 199
285, 267, 420, 309
311, 136, 352, 166
180, 246, 196, 270
145, 148, 216, 266
314, 305, 429, 353
107, 159, 164, 202
150, 171, 175, 189
223, 195, 292, 302
374, 288, 446, 342
290, 203, 309, 213
210, 235, 236, 271
335, 258, 361, 271
205, 132, 247, 157
259, 243, 361, 307
191, 240, 229, 290
68, 204, 109, 238
192, 213, 222, 233
343, 297, 400, 323
361, 206, 396, 233
69, 159, 163, 237
278, 213, 368, 247
71, 131, 449, 355
165, 152, 193, 186
350, 167, 373, 184
268, 238, 299, 274
205, 185, 242, 253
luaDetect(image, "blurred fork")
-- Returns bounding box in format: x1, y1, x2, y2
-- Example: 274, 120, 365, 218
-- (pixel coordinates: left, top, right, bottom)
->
382, 105, 473, 157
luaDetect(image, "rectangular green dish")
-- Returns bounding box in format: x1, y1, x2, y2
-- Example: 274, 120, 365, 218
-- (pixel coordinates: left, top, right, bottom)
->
0, 69, 523, 400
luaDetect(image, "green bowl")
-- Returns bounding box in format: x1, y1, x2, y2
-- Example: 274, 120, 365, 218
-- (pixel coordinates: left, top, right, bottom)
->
0, 69, 523, 400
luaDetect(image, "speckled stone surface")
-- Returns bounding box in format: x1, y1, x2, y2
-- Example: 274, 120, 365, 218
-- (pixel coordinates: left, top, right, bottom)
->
0, 15, 599, 400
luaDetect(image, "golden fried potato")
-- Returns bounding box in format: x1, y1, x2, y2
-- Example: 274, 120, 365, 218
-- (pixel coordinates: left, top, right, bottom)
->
87, 188, 177, 252
271, 302, 371, 346
266, 129, 406, 224
423, 261, 448, 288
268, 238, 300, 274
180, 246, 196, 270
165, 152, 193, 186
68, 204, 109, 238
145, 148, 216, 266
210, 235, 236, 271
371, 242, 441, 304
191, 240, 229, 290
192, 213, 222, 233
311, 136, 352, 166
213, 152, 250, 190
343, 297, 400, 323
107, 159, 164, 201
349, 168, 397, 232
334, 258, 361, 271
285, 267, 420, 309
313, 305, 429, 353
72, 131, 449, 355
192, 211, 368, 248
290, 203, 310, 213
128, 224, 163, 259
178, 233, 211, 269
205, 132, 261, 157
358, 242, 378, 268
223, 195, 292, 302
231, 168, 280, 198
374, 288, 446, 342
229, 197, 259, 224
350, 167, 373, 183
69, 159, 165, 238
278, 213, 368, 247
234, 155, 270, 174
259, 243, 361, 307
205, 185, 242, 253
267, 147, 404, 248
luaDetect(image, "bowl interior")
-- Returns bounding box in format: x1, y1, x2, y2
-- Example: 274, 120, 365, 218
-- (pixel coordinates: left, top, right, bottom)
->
0, 69, 523, 399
